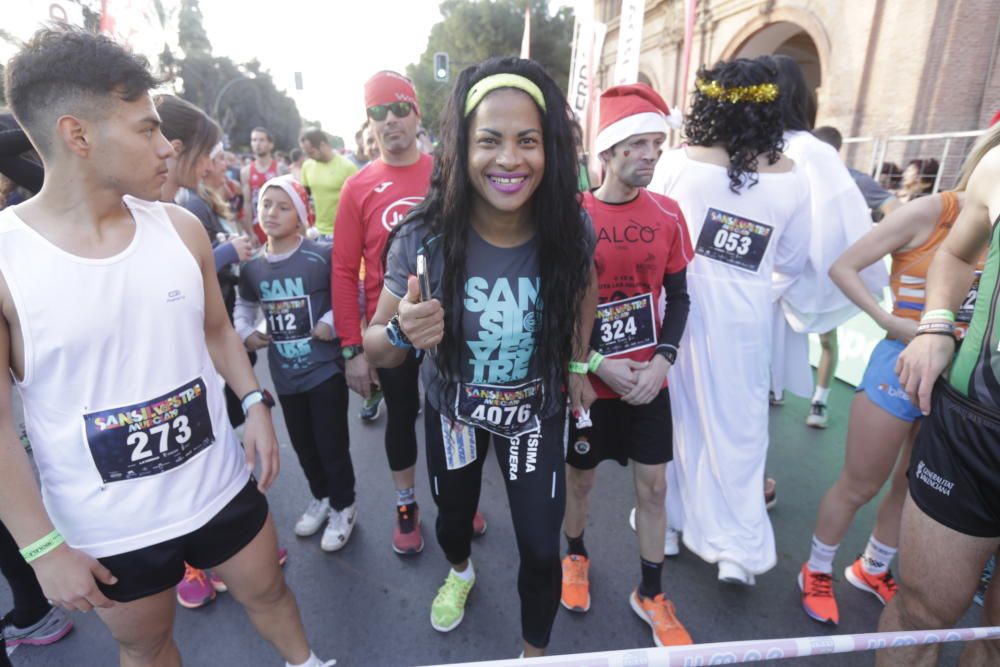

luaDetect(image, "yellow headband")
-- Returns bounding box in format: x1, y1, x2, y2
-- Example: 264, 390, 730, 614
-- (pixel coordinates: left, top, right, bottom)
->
695, 79, 779, 104
464, 73, 547, 117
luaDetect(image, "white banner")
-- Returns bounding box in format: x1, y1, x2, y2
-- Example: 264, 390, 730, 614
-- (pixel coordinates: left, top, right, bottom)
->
613, 0, 647, 85
567, 18, 607, 122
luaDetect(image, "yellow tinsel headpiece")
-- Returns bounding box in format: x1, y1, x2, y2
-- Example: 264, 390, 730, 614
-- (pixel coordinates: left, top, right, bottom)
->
695, 79, 779, 104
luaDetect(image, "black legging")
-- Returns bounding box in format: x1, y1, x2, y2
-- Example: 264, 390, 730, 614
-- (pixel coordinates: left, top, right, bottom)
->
278, 373, 354, 511
424, 400, 566, 649
0, 520, 50, 632
377, 351, 422, 472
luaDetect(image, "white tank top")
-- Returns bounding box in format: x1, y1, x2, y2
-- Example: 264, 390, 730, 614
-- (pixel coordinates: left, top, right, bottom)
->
0, 197, 249, 558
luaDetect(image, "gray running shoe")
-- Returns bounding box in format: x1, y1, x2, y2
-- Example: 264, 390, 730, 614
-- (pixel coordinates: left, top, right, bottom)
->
3, 607, 73, 654
806, 402, 828, 428
360, 389, 383, 422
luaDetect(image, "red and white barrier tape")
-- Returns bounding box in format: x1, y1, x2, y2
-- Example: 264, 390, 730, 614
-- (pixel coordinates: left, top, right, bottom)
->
422, 626, 1000, 666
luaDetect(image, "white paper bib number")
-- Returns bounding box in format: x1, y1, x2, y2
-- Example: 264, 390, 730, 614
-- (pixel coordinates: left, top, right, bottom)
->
455, 378, 544, 439
263, 295, 313, 342
696, 208, 774, 273
83, 378, 215, 484
593, 292, 656, 356
958, 270, 982, 325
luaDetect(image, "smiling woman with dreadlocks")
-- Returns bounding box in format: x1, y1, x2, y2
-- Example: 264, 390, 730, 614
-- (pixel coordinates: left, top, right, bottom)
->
649, 57, 811, 586
363, 56, 596, 656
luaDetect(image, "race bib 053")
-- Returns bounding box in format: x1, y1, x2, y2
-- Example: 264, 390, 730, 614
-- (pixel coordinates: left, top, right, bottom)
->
695, 208, 774, 273
83, 378, 215, 484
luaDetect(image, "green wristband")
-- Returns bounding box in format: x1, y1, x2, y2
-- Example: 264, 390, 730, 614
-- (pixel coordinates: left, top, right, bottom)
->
922, 309, 955, 323
568, 361, 589, 375
588, 352, 605, 373
19, 530, 64, 563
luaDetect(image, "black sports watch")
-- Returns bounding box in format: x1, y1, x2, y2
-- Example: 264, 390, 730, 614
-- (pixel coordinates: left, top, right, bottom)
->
241, 389, 275, 415
342, 344, 364, 360
385, 314, 413, 349
655, 345, 678, 366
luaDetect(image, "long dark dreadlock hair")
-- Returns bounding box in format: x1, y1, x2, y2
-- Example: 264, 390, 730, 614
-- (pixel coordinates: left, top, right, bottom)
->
393, 56, 591, 393
684, 58, 785, 193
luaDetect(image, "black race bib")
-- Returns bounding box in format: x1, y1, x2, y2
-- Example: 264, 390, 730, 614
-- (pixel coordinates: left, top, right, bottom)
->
263, 296, 313, 342
592, 293, 657, 356
957, 270, 982, 325
695, 208, 774, 273
455, 378, 544, 439
84, 378, 215, 484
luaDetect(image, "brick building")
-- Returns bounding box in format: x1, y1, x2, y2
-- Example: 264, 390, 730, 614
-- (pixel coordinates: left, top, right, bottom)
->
594, 0, 1000, 180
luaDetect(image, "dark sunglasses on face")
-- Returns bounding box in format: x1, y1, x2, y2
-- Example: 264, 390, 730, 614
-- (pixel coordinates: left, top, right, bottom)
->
366, 102, 414, 121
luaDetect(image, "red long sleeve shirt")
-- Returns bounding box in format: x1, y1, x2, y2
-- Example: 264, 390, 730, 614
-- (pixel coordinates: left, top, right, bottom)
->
331, 154, 433, 346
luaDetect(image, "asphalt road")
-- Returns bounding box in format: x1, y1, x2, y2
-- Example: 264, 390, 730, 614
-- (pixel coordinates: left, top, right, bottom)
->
2, 361, 978, 666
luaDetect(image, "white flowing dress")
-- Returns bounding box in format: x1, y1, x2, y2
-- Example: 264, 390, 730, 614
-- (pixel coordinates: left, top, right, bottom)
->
650, 148, 811, 574
771, 131, 888, 397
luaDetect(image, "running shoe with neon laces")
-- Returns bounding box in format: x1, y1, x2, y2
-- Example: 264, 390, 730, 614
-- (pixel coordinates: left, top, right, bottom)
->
295, 497, 330, 537
177, 564, 216, 608
845, 557, 898, 605
560, 554, 591, 612
2, 607, 73, 653
472, 509, 487, 537
629, 589, 693, 647
430, 569, 475, 632
393, 502, 424, 554
798, 563, 839, 624
360, 389, 383, 422
322, 503, 357, 552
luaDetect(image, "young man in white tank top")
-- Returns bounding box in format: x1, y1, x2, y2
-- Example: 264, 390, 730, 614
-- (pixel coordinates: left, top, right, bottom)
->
0, 28, 333, 667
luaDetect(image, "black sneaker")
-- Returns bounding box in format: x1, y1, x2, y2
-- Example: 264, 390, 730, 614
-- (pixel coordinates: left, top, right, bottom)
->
806, 402, 828, 429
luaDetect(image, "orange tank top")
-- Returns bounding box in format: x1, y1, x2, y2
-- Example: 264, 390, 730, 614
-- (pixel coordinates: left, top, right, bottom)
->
889, 191, 983, 337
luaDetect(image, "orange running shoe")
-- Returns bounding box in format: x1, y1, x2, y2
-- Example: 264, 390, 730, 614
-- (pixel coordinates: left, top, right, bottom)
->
629, 589, 693, 647
560, 554, 591, 612
798, 563, 839, 625
845, 557, 898, 605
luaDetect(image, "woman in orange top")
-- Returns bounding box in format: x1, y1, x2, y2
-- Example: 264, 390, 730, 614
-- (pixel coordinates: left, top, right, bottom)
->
797, 183, 987, 626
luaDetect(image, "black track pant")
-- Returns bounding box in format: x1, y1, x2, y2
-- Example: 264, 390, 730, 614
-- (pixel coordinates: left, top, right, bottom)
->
279, 373, 355, 511
377, 350, 422, 472
424, 400, 566, 648
0, 519, 49, 643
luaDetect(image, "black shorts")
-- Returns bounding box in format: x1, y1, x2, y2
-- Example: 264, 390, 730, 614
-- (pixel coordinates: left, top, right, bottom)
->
96, 479, 269, 602
566, 387, 673, 470
908, 382, 1000, 538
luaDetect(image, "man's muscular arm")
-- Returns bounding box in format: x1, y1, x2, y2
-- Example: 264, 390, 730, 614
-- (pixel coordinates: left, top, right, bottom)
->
165, 204, 280, 490
896, 149, 999, 414
0, 277, 117, 612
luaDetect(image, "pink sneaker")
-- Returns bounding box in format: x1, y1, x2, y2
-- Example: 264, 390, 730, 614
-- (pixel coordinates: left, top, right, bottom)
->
392, 503, 424, 555
177, 564, 216, 609
472, 510, 487, 538
278, 547, 289, 567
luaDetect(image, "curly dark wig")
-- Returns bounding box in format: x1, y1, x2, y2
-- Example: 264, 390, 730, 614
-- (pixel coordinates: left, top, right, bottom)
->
389, 56, 591, 397
684, 58, 784, 193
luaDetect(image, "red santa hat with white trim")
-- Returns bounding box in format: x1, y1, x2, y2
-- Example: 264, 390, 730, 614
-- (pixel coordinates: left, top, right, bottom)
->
594, 83, 672, 154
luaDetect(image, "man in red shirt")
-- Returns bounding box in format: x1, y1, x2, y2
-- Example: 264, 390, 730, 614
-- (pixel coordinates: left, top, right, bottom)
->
560, 85, 694, 647
333, 71, 483, 554
241, 126, 285, 244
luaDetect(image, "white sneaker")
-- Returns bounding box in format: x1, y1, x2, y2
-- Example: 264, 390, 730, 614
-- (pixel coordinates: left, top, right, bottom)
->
321, 503, 357, 552
718, 560, 755, 586
628, 507, 680, 557
295, 497, 330, 537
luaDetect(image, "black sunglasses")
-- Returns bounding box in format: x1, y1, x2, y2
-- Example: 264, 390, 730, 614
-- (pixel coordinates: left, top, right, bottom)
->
366, 101, 414, 121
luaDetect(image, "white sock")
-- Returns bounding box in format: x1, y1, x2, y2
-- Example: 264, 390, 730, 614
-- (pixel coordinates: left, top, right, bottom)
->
286, 652, 328, 667
812, 386, 831, 404
452, 560, 475, 582
861, 535, 897, 575
807, 535, 839, 574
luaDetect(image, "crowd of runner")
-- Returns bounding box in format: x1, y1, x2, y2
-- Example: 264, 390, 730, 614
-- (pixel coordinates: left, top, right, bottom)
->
0, 25, 998, 667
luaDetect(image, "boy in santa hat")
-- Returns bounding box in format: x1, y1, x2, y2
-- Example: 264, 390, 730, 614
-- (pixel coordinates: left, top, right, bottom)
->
561, 83, 694, 648
235, 176, 357, 553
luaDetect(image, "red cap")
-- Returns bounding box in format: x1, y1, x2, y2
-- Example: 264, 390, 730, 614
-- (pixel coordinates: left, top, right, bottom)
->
595, 83, 671, 154
364, 71, 419, 116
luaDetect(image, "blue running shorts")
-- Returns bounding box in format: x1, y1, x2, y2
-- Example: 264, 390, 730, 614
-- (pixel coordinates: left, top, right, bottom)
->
857, 338, 923, 422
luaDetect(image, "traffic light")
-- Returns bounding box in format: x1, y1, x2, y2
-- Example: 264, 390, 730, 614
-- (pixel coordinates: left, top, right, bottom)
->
434, 52, 449, 82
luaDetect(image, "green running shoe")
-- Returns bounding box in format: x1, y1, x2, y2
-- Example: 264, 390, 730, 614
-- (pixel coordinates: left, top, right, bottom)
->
430, 569, 475, 632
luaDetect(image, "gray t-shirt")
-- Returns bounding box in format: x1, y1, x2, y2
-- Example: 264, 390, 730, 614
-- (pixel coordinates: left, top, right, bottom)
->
385, 219, 559, 433
849, 167, 895, 219
239, 239, 342, 395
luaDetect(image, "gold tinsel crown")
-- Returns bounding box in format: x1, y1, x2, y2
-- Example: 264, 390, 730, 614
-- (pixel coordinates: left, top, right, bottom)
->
695, 79, 779, 104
